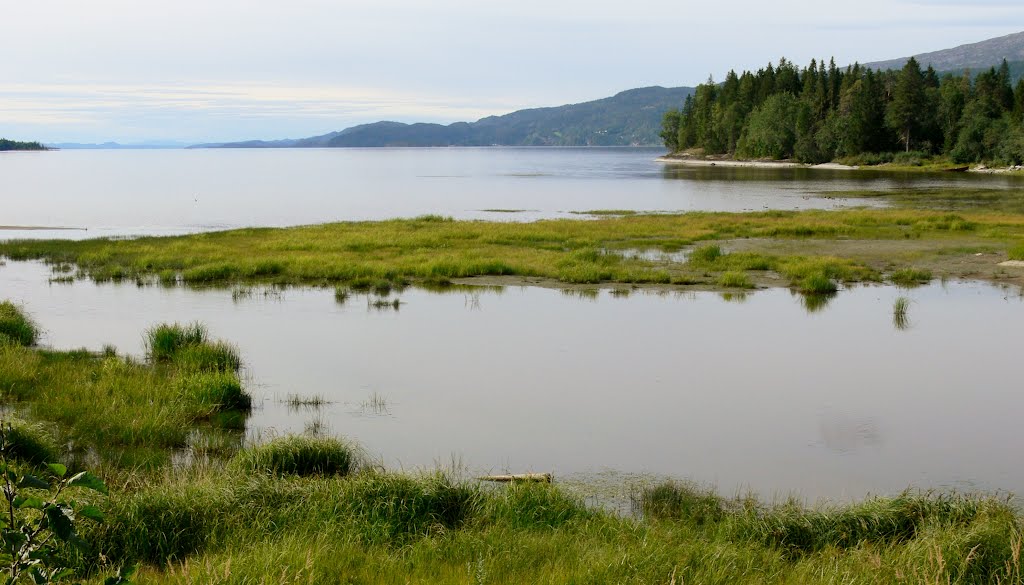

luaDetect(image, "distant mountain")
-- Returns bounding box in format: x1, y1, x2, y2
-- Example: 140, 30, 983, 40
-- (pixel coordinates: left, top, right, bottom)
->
195, 86, 695, 149
864, 30, 1024, 73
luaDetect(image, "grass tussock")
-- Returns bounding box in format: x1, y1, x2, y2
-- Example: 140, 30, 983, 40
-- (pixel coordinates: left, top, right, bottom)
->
893, 296, 912, 330
1010, 242, 1024, 261
145, 323, 240, 372
0, 300, 39, 347
231, 435, 358, 477
891, 268, 933, 288
717, 271, 754, 289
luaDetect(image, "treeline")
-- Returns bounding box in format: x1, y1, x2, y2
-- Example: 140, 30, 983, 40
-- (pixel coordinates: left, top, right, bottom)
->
661, 57, 1024, 165
0, 139, 46, 151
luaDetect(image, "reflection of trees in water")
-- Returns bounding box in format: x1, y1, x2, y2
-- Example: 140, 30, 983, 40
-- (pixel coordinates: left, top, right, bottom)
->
818, 415, 883, 454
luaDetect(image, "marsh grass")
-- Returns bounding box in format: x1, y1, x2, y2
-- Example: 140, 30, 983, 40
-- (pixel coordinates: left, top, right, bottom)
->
717, 271, 754, 289
6, 209, 1019, 293
891, 268, 933, 288
1010, 242, 1024, 261
231, 435, 359, 477
0, 300, 39, 346
145, 323, 240, 372
893, 296, 912, 330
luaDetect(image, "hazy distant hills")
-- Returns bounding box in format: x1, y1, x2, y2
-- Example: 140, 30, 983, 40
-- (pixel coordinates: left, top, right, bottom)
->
195, 86, 696, 149
864, 30, 1024, 76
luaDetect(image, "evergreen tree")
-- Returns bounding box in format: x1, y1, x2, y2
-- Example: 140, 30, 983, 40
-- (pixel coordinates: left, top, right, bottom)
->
886, 57, 927, 152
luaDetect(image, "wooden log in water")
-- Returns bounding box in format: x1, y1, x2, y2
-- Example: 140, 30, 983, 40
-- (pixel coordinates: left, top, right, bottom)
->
478, 473, 552, 483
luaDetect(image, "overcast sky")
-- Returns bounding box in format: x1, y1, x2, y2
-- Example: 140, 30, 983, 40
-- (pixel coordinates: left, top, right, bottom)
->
2, 0, 1023, 143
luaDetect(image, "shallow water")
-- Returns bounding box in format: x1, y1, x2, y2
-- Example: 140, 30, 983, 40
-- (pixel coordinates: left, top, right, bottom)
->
3, 148, 1023, 240
3, 260, 1023, 502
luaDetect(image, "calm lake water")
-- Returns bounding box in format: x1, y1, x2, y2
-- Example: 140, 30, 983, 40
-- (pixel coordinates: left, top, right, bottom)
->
3, 260, 1023, 502
3, 147, 1024, 240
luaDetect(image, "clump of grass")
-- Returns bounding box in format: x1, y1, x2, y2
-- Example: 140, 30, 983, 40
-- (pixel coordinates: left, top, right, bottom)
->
369, 298, 402, 311
1, 419, 62, 467
0, 301, 39, 347
146, 323, 207, 362
734, 492, 999, 557
717, 271, 754, 289
893, 296, 911, 330
232, 435, 358, 477
891, 268, 932, 287
178, 372, 252, 414
1009, 242, 1024, 261
636, 481, 725, 526
688, 244, 723, 265
145, 323, 240, 372
281, 393, 328, 408
798, 272, 837, 294
175, 341, 241, 373
485, 482, 590, 529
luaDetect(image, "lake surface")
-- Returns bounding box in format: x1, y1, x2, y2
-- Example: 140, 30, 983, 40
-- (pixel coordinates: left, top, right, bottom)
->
4, 147, 1024, 240
3, 260, 1023, 502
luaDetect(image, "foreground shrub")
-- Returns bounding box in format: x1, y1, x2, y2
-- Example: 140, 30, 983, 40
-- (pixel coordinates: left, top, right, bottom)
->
233, 435, 357, 477
0, 301, 39, 346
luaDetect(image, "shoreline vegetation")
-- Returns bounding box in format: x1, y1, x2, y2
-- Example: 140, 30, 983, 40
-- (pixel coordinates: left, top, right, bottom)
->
2, 198, 1023, 295
0, 302, 1021, 583
657, 151, 1024, 173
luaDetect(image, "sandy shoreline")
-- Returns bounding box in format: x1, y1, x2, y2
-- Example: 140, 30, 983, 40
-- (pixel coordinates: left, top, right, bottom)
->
656, 156, 858, 171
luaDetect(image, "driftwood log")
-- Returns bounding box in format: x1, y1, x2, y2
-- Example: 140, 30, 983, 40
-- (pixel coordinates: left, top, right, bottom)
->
478, 473, 552, 484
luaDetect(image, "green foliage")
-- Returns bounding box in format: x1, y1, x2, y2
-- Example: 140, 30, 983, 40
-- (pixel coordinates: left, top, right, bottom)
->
0, 139, 45, 151
232, 436, 358, 477
0, 422, 113, 584
0, 302, 38, 347
664, 53, 1024, 164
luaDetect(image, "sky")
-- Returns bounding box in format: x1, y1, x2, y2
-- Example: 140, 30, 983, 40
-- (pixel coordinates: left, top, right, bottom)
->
2, 0, 1023, 144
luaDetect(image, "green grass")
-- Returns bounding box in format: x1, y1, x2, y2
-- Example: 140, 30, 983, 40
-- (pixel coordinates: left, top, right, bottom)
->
717, 271, 754, 289
1011, 242, 1024, 261
0, 300, 39, 346
145, 323, 240, 372
231, 435, 359, 477
891, 268, 933, 288
3, 208, 1022, 295
0, 315, 251, 470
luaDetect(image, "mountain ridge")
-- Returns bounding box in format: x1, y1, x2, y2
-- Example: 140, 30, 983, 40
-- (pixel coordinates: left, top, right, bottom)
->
193, 86, 695, 149
864, 30, 1024, 72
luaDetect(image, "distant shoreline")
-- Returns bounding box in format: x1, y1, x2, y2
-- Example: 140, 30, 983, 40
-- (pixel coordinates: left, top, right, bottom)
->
0, 226, 85, 231
656, 155, 857, 171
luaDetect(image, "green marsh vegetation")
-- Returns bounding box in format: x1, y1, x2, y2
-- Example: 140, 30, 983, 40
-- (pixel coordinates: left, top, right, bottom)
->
4, 205, 1023, 298
0, 304, 1022, 582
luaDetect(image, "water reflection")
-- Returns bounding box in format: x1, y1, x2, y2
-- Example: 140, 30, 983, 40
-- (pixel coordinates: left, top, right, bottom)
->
798, 291, 837, 313
3, 260, 1024, 501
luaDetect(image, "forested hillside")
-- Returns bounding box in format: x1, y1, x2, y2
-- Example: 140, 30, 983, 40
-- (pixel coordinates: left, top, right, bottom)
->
0, 139, 46, 151
660, 58, 1024, 165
